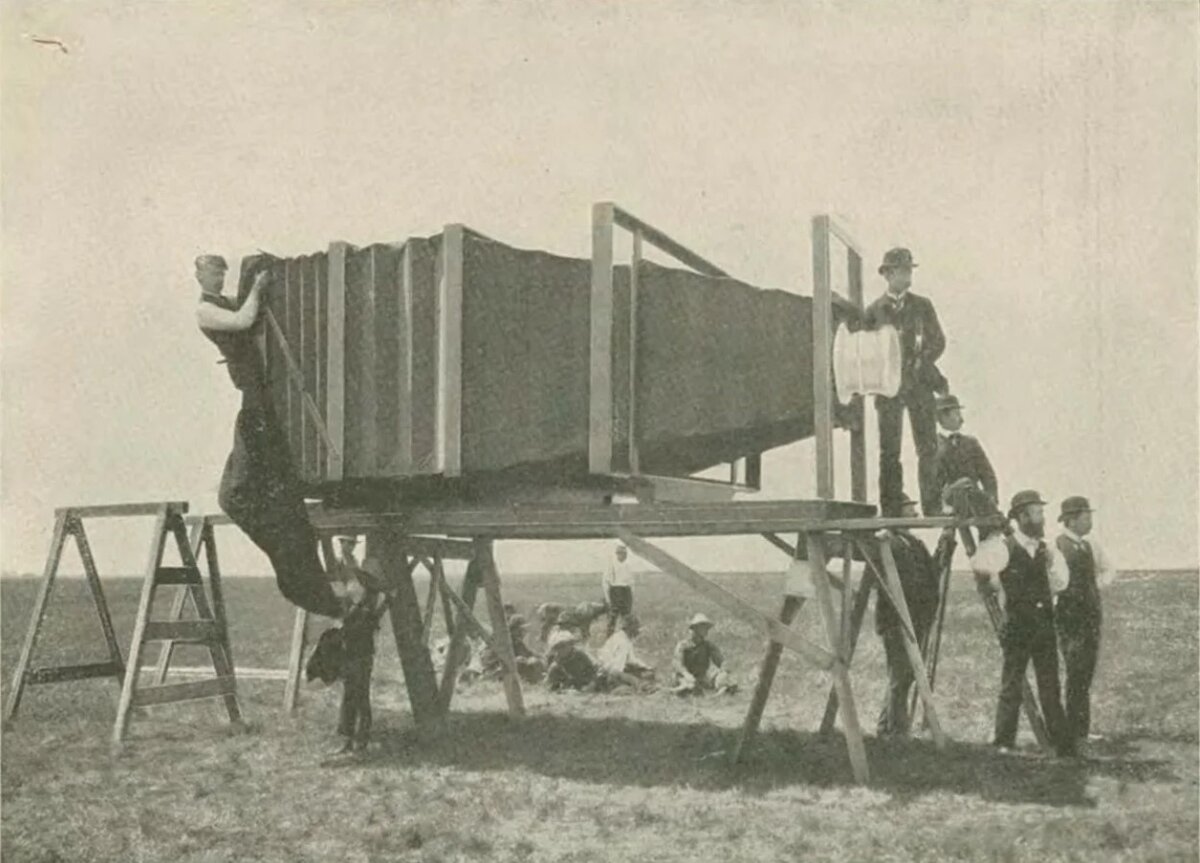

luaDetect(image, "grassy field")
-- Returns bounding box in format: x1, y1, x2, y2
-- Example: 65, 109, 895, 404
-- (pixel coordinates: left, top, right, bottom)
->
1, 566, 1196, 862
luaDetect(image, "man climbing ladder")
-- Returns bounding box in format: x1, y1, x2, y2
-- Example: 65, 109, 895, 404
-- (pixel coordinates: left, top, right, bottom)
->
193, 254, 343, 619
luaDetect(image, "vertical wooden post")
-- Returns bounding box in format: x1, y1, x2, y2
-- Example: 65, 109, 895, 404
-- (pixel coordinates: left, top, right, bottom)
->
326, 241, 347, 480
3, 512, 70, 725
628, 229, 642, 474
112, 507, 171, 749
397, 241, 415, 472
589, 202, 615, 475
420, 556, 440, 645
876, 538, 946, 748
476, 540, 525, 718
847, 247, 867, 503
437, 225, 464, 477
812, 215, 835, 500
807, 532, 869, 784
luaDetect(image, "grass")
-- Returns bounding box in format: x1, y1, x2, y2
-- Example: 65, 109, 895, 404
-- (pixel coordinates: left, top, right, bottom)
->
1, 567, 1197, 862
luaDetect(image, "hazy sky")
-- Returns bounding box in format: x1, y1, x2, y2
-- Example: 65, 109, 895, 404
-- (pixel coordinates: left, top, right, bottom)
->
3, 1, 1196, 580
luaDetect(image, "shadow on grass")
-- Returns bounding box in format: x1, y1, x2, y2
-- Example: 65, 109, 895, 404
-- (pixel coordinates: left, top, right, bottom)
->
362, 709, 1179, 808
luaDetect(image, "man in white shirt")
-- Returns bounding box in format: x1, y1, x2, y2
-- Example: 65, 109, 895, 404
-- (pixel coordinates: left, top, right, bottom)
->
601, 543, 636, 638
1054, 496, 1115, 746
597, 614, 655, 683
974, 490, 1076, 758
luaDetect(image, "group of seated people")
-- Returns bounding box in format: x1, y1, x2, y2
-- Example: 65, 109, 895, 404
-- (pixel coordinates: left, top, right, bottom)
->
438, 602, 737, 698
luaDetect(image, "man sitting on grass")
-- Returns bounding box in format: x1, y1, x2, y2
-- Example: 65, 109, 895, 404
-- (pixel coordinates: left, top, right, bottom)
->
597, 614, 657, 692
545, 630, 601, 692
671, 613, 737, 696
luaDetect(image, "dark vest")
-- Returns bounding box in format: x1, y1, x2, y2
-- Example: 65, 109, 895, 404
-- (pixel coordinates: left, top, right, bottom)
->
999, 536, 1054, 616
199, 293, 264, 394
1056, 535, 1102, 619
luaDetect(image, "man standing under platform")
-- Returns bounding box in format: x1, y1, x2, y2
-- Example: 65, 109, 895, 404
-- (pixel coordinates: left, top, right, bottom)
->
194, 254, 342, 619
874, 495, 940, 737
975, 490, 1076, 758
602, 542, 636, 638
1054, 496, 1116, 748
863, 248, 948, 517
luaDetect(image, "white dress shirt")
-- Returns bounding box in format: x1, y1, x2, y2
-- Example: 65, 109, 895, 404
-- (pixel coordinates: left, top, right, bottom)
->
972, 530, 1068, 593
1059, 529, 1117, 588
602, 554, 636, 592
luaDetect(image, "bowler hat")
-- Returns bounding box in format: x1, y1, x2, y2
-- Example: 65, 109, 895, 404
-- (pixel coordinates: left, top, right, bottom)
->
878, 247, 918, 274
1008, 489, 1047, 519
935, 394, 963, 413
1058, 496, 1095, 522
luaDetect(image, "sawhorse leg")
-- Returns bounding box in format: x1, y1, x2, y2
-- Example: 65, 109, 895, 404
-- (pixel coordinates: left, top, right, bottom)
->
733, 594, 804, 763
807, 534, 870, 784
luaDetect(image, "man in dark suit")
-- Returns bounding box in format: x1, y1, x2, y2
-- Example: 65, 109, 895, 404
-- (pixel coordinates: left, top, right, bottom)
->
874, 495, 941, 736
863, 248, 948, 516
1054, 496, 1116, 747
977, 490, 1076, 758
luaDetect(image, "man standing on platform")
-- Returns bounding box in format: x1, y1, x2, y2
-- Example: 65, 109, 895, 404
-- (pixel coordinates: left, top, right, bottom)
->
194, 254, 343, 619
875, 495, 940, 736
976, 490, 1076, 758
1054, 496, 1116, 748
863, 248, 948, 517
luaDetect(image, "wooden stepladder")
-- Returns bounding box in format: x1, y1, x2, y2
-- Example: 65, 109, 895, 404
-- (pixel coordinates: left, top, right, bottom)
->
4, 502, 241, 750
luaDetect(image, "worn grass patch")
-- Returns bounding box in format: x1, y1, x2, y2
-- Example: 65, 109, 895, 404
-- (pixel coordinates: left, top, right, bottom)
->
1, 568, 1196, 862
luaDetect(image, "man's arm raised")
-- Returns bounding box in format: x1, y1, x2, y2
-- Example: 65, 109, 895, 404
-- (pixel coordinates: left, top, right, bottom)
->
195, 271, 269, 332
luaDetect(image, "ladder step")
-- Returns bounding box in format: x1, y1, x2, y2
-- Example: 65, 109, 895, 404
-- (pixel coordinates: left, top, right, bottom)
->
143, 620, 220, 644
26, 661, 124, 685
132, 676, 236, 707
154, 567, 202, 587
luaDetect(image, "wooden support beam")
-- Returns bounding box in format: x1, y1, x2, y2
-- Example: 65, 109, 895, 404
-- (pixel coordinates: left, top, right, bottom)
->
617, 530, 835, 670
26, 662, 124, 685
589, 202, 615, 475
112, 507, 171, 749
876, 538, 946, 749
438, 555, 484, 714
437, 224, 464, 477
397, 241, 415, 472
733, 594, 804, 764
325, 241, 348, 480
812, 215, 835, 500
54, 502, 187, 519
73, 518, 128, 688
440, 584, 516, 676
365, 534, 439, 728
628, 229, 642, 475
420, 557, 440, 644
611, 205, 728, 277
132, 677, 236, 707
477, 540, 525, 718
806, 533, 870, 784
847, 247, 867, 503
4, 515, 120, 725
819, 557, 874, 735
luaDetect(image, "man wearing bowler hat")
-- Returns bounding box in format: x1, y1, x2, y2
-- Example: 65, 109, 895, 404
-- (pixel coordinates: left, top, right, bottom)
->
1054, 496, 1116, 746
863, 248, 948, 517
975, 490, 1075, 757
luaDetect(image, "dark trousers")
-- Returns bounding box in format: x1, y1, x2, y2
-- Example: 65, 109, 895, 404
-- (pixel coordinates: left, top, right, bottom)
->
337, 656, 374, 744
605, 586, 633, 637
994, 609, 1072, 752
876, 388, 939, 516
218, 396, 342, 618
877, 615, 932, 735
1057, 602, 1101, 741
